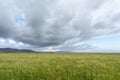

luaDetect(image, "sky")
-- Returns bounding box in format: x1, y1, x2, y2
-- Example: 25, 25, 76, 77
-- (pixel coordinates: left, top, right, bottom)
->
0, 0, 120, 52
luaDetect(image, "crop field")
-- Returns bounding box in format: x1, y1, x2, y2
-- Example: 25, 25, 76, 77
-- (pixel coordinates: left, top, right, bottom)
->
0, 53, 120, 80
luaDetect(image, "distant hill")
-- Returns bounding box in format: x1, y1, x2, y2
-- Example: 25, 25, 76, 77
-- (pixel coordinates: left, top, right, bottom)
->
0, 48, 35, 53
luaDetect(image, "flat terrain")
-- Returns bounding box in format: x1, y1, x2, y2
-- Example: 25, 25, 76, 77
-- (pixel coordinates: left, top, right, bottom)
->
0, 53, 120, 80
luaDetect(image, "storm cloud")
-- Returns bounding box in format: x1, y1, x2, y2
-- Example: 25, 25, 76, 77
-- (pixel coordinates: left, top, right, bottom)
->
0, 0, 120, 51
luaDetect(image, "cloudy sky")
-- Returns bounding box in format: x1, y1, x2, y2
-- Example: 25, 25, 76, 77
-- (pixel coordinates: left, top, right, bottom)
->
0, 0, 120, 52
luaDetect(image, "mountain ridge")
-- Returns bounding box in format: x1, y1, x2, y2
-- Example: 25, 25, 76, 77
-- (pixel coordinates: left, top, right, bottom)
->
0, 48, 35, 52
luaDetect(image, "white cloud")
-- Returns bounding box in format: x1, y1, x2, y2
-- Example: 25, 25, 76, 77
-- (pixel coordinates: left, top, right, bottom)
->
0, 0, 120, 52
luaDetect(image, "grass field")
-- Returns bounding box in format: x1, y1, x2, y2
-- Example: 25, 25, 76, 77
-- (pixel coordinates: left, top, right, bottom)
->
0, 53, 120, 80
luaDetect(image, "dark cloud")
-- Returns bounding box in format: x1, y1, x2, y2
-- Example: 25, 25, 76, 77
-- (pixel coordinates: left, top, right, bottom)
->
0, 3, 15, 38
0, 0, 120, 51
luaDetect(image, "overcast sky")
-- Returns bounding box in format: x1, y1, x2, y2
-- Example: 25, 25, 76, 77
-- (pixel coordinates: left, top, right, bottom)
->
0, 0, 120, 52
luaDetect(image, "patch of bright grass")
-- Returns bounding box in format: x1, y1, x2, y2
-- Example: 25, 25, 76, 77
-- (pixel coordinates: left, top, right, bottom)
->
0, 53, 119, 80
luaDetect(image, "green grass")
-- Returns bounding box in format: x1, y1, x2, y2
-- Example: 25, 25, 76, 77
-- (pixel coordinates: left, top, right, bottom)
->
0, 53, 120, 80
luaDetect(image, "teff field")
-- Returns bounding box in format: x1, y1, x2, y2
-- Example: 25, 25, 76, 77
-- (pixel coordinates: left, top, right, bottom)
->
0, 53, 120, 80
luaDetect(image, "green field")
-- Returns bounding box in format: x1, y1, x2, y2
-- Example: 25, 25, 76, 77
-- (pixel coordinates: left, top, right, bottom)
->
0, 53, 120, 80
